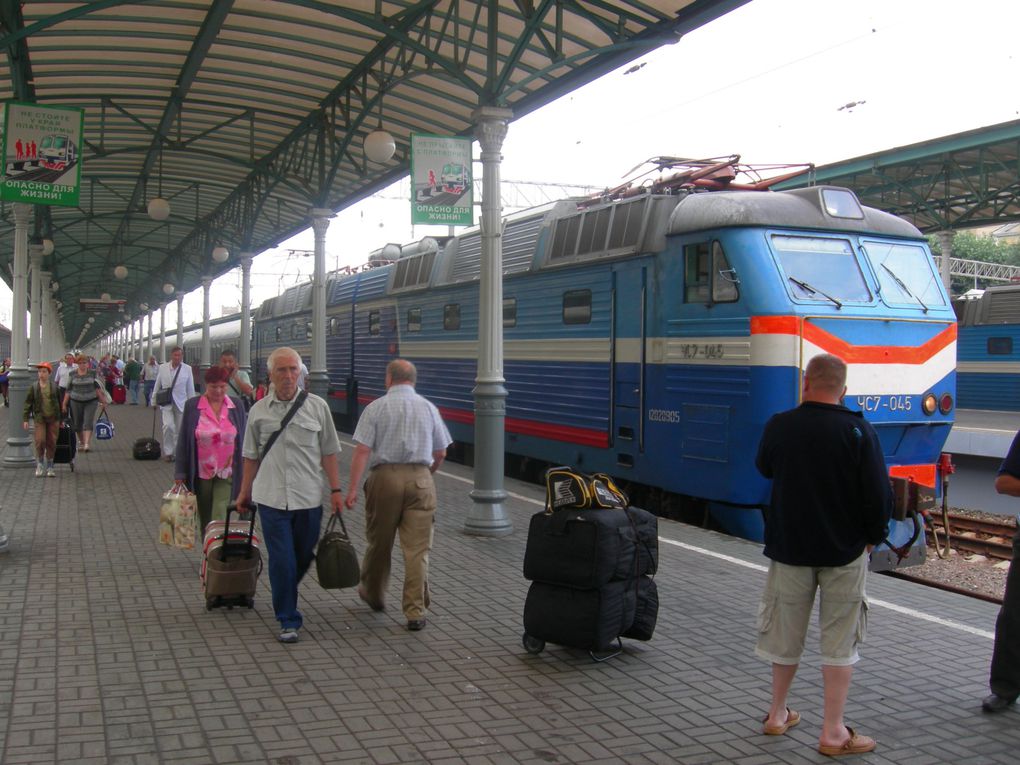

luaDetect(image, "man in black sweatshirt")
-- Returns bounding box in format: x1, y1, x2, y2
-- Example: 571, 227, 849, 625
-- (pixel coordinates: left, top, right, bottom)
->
754, 353, 891, 757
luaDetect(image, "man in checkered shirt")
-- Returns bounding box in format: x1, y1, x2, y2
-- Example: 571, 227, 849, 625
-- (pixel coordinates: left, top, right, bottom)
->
345, 359, 452, 632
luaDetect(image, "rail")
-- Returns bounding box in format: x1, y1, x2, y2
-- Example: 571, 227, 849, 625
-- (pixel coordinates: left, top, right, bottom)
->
927, 512, 1016, 561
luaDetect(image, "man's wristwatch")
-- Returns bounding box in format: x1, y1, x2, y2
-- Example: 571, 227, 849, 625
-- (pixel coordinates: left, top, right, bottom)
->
331, 488, 342, 493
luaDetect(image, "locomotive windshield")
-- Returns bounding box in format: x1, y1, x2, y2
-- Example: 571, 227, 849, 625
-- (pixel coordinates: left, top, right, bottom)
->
863, 240, 946, 308
771, 235, 872, 302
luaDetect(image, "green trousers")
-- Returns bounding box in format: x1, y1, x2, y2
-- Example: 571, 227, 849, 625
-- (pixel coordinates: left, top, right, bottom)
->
195, 476, 233, 536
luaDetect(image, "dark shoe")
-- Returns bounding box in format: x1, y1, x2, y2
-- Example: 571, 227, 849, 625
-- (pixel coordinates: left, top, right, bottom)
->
407, 618, 426, 631
357, 586, 384, 612
982, 693, 1017, 713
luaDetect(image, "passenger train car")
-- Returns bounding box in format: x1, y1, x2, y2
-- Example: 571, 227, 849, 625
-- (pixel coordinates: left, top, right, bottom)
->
955, 285, 1020, 410
149, 173, 957, 570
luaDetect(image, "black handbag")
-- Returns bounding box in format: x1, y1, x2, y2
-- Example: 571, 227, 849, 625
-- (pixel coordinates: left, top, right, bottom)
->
316, 513, 361, 589
155, 364, 182, 407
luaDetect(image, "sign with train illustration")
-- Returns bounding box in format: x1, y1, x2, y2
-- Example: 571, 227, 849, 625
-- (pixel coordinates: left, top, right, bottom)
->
410, 133, 473, 226
0, 101, 84, 206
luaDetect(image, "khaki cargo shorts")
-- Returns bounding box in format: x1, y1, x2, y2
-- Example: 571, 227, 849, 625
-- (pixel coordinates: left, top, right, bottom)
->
755, 551, 869, 667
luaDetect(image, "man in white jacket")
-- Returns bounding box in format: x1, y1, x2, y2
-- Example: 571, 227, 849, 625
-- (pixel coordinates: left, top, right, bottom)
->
150, 346, 195, 461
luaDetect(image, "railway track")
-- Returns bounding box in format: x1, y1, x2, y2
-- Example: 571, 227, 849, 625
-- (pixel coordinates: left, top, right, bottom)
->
880, 570, 1004, 605
927, 512, 1016, 561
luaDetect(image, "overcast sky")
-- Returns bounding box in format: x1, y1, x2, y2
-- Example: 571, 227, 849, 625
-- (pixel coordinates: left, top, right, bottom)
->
3, 0, 1018, 332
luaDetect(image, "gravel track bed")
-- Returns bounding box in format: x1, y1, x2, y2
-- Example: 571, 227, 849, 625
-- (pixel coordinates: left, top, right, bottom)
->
905, 508, 1016, 601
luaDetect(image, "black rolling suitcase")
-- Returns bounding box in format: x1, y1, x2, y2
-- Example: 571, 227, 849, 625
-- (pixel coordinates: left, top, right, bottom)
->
53, 419, 76, 471
521, 467, 659, 660
133, 408, 161, 460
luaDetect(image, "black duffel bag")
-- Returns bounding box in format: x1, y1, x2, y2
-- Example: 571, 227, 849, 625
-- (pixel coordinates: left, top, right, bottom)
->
133, 437, 161, 460
316, 512, 360, 589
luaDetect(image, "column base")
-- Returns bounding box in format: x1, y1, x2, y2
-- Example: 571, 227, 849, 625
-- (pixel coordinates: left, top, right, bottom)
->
464, 489, 514, 536
4, 369, 36, 466
307, 371, 329, 400
0, 523, 8, 553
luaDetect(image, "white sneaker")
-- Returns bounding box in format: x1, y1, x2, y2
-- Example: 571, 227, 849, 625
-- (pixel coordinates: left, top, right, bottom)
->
278, 628, 299, 644
46, 467, 55, 477
34, 464, 43, 477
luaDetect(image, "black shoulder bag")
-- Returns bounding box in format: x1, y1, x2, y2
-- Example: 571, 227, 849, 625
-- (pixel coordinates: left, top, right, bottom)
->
155, 364, 182, 407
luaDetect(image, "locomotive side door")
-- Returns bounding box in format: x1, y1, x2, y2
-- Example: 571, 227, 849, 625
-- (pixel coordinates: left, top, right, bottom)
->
611, 262, 647, 467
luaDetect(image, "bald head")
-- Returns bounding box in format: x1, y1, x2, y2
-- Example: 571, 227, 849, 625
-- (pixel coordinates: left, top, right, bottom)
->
802, 353, 847, 404
386, 358, 417, 387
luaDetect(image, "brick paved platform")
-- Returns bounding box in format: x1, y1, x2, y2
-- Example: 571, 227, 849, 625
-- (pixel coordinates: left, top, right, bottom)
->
0, 402, 1015, 764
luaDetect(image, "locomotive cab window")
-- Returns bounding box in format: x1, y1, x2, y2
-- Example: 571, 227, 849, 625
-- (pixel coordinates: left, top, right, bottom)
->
684, 241, 739, 304
368, 311, 381, 335
444, 303, 461, 331
772, 235, 871, 303
988, 337, 1013, 355
407, 308, 422, 332
563, 289, 591, 324
864, 240, 947, 309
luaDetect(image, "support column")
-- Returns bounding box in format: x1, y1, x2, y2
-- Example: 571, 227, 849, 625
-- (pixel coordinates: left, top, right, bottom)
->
200, 276, 212, 375
5, 204, 36, 466
147, 313, 154, 360
465, 106, 514, 536
176, 291, 185, 350
39, 271, 52, 361
128, 315, 136, 361
159, 304, 167, 361
938, 230, 953, 290
239, 254, 253, 379
28, 242, 43, 365
309, 208, 333, 399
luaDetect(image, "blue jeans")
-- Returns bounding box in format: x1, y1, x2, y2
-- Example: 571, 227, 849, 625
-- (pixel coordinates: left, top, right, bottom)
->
143, 380, 155, 406
257, 504, 322, 630
128, 379, 140, 404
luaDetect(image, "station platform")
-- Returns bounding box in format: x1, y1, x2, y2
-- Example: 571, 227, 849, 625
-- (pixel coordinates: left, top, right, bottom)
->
0, 402, 1015, 764
945, 409, 1020, 459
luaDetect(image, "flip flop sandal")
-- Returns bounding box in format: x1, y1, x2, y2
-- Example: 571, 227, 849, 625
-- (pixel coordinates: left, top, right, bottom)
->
762, 708, 800, 735
818, 727, 876, 756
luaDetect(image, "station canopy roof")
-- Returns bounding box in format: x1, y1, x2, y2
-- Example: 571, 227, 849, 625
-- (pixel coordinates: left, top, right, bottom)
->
0, 0, 747, 347
773, 118, 1020, 235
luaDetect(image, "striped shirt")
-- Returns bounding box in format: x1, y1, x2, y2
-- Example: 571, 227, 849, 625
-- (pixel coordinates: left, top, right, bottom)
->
352, 384, 452, 468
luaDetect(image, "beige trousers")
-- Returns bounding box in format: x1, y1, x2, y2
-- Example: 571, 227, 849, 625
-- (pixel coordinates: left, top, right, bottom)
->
360, 464, 436, 620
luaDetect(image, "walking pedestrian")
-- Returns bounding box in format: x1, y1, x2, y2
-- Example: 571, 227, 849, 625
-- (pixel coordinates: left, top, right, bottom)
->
344, 358, 452, 631
23, 362, 61, 477
150, 346, 195, 462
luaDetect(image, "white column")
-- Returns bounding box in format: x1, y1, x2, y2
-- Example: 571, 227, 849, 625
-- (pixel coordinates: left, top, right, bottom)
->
147, 313, 154, 360
128, 315, 136, 360
938, 230, 953, 290
176, 291, 185, 350
39, 271, 52, 361
28, 242, 43, 365
200, 275, 212, 373
465, 106, 514, 536
309, 209, 333, 398
159, 304, 167, 361
239, 254, 253, 378
5, 203, 36, 465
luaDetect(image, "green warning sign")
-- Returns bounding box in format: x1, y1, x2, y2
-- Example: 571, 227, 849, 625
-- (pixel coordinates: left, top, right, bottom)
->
410, 133, 473, 226
1, 101, 85, 206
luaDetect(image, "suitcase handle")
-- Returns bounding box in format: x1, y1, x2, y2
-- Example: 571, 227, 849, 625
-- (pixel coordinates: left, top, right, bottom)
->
223, 501, 257, 562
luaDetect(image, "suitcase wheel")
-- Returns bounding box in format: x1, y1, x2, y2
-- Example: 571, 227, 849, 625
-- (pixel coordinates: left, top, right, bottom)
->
522, 633, 545, 655
206, 598, 215, 611
69, 462, 74, 472
246, 597, 255, 609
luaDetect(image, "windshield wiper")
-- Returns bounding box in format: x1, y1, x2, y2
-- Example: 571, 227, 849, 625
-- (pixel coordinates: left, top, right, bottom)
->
788, 277, 842, 309
881, 263, 928, 313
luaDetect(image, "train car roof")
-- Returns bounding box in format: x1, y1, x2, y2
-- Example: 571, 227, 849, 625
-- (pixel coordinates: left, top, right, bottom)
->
667, 186, 924, 239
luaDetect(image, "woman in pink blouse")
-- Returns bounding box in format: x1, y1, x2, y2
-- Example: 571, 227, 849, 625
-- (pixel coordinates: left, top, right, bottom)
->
174, 366, 247, 533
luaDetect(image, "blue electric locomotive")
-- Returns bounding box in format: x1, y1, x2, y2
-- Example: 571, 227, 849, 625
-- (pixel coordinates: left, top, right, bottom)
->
245, 169, 955, 571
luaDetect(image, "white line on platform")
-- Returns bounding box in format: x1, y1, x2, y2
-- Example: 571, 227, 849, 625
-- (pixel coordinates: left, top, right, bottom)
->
426, 461, 995, 640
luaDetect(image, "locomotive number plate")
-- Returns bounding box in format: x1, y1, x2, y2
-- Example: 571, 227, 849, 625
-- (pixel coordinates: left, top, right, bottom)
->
854, 395, 912, 412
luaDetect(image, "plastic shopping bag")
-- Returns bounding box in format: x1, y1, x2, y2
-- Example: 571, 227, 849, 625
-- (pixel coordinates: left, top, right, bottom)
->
158, 485, 198, 550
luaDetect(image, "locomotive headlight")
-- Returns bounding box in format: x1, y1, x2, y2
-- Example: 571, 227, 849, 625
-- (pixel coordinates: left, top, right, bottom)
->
938, 393, 954, 415
921, 393, 938, 415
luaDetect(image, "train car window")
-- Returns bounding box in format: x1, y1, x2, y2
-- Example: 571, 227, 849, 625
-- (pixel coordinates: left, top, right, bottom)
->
328, 317, 338, 336
503, 297, 517, 328
988, 337, 1013, 355
563, 289, 592, 324
407, 308, 422, 332
864, 240, 947, 308
305, 321, 312, 338
275, 326, 282, 341
444, 304, 461, 330
369, 311, 381, 335
772, 235, 871, 303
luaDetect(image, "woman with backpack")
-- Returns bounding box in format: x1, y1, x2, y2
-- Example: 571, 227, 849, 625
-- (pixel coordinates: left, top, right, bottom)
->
62, 355, 110, 452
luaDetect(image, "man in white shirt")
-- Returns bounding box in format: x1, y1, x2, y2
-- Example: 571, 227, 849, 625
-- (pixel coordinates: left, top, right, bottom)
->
149, 346, 196, 461
54, 352, 75, 396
